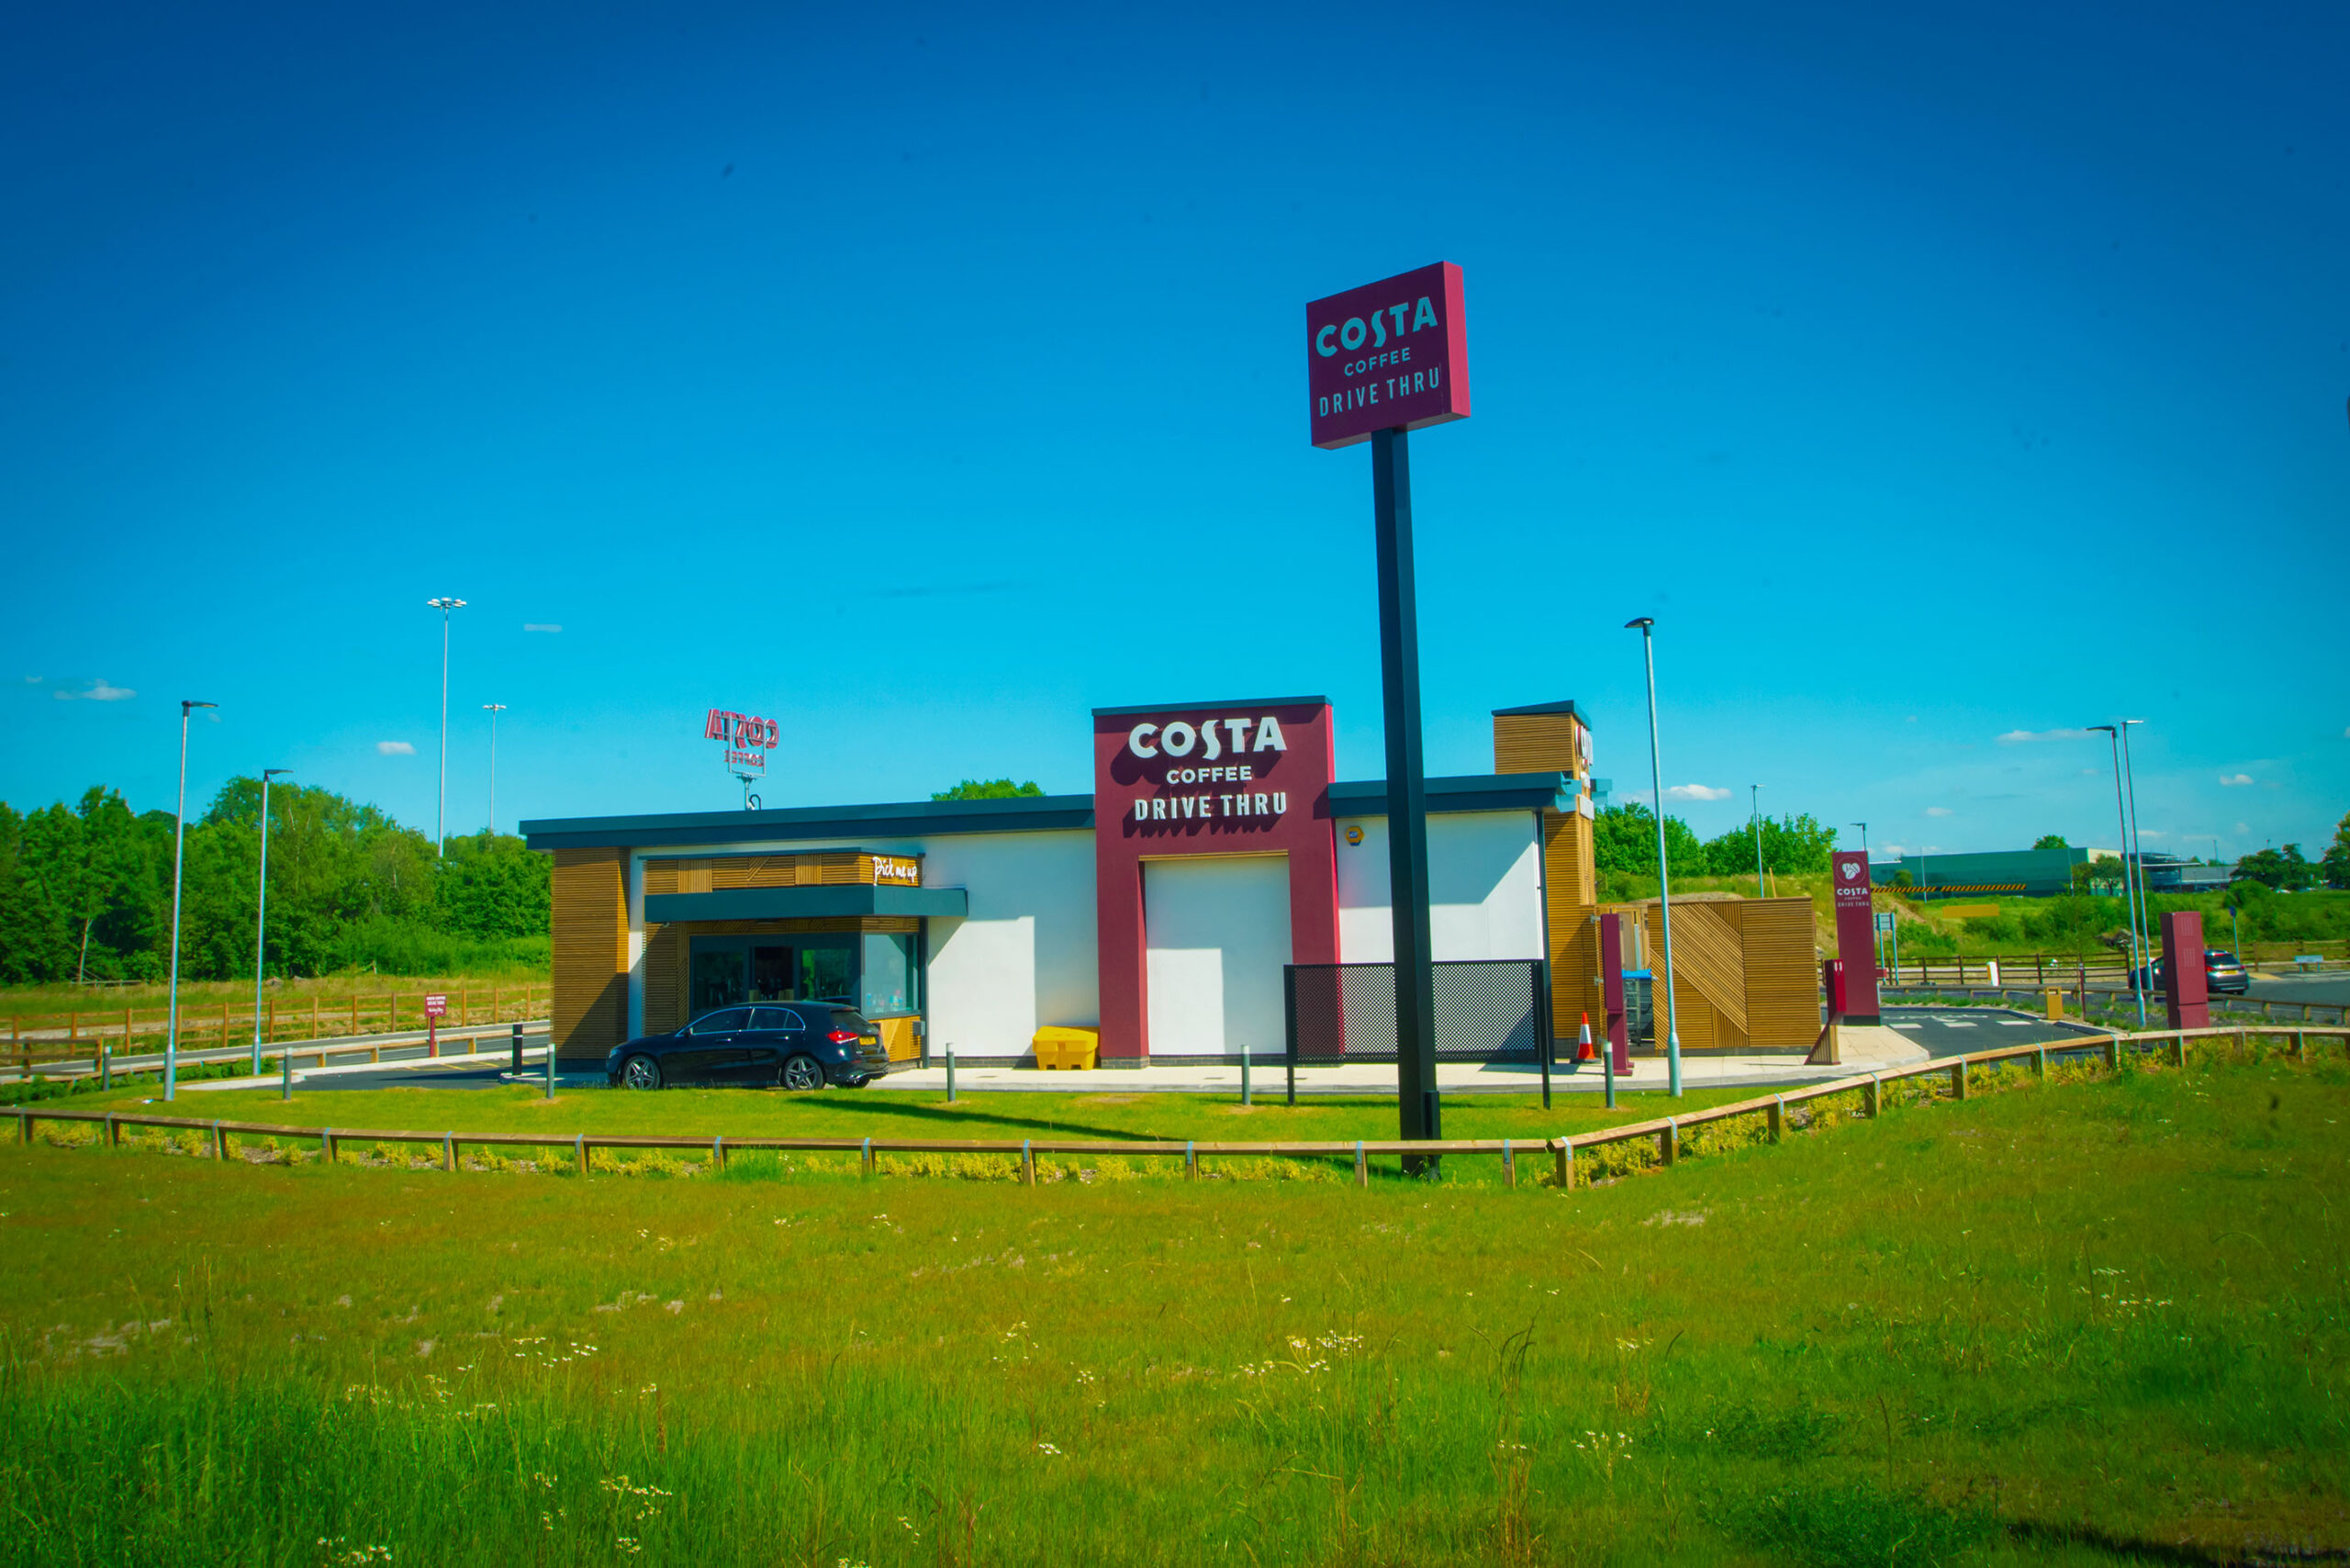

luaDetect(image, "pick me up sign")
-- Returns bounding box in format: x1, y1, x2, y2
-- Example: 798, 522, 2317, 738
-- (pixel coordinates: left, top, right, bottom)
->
1305, 262, 1470, 450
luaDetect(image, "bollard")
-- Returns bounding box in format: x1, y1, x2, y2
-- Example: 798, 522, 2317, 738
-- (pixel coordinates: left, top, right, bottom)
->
1240, 1045, 1251, 1107
511, 1022, 523, 1076
1020, 1138, 1034, 1186
546, 1043, 556, 1100
1767, 1096, 1784, 1143
862, 1137, 875, 1178
1503, 1137, 1515, 1188
1356, 1139, 1368, 1189
100, 1047, 111, 1091
946, 1047, 957, 1103
1603, 1034, 1616, 1111
2172, 1035, 2187, 1068
281, 1047, 292, 1101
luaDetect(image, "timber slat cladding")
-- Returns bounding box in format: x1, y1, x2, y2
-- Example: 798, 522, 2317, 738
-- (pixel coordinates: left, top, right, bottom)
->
1664, 901, 1750, 1034
643, 926, 683, 1036
1740, 898, 1819, 1046
1494, 710, 1600, 1043
641, 850, 920, 890
552, 848, 628, 1061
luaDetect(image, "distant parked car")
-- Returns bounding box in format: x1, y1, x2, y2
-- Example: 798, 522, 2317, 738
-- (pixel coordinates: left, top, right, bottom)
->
2130, 950, 2251, 996
606, 1004, 889, 1091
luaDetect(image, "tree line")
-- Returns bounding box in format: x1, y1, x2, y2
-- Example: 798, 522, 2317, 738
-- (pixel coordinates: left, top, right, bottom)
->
1593, 802, 1839, 890
0, 778, 551, 985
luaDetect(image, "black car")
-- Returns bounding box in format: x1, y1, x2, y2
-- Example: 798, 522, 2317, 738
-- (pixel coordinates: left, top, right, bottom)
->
2130, 949, 2252, 996
606, 1004, 890, 1091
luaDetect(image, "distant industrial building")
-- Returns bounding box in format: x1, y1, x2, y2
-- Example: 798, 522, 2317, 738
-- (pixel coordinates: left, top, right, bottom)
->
1870, 846, 2117, 899
1869, 846, 2231, 898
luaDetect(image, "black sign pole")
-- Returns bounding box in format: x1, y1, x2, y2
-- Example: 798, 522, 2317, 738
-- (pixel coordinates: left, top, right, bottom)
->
1371, 427, 1439, 1168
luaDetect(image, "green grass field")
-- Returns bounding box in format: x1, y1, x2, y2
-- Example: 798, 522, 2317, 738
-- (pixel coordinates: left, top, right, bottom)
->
4, 1047, 2344, 1565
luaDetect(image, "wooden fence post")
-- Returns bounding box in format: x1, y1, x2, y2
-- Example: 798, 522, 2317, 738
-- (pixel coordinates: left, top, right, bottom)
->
1767, 1098, 1784, 1143
1357, 1140, 1370, 1189
1863, 1077, 1880, 1118
2032, 1047, 2046, 1082
1552, 1137, 1572, 1187
442, 1133, 455, 1172
864, 1137, 877, 1178
1185, 1140, 1197, 1181
1502, 1138, 1515, 1189
2172, 1035, 2188, 1068
211, 1122, 227, 1159
1019, 1138, 1033, 1186
2102, 1035, 2119, 1071
713, 1136, 725, 1172
1660, 1119, 1677, 1166
575, 1135, 588, 1177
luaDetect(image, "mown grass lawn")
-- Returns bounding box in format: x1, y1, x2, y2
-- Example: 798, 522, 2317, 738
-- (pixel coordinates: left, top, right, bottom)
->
2, 1047, 2344, 1565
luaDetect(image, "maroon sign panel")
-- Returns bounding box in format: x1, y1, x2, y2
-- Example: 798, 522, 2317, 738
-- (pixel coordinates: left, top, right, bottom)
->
1306, 262, 1470, 450
1091, 699, 1340, 1063
1829, 852, 1881, 1023
2161, 911, 2210, 1030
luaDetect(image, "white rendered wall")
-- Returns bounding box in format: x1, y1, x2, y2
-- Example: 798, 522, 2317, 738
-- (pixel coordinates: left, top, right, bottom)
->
1144, 855, 1293, 1058
628, 828, 1097, 1058
1334, 812, 1544, 962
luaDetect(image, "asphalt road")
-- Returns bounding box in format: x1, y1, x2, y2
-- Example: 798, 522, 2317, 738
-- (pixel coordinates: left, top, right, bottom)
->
1880, 1005, 2107, 1058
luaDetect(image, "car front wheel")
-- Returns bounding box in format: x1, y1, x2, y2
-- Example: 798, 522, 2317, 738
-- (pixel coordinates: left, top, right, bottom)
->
620, 1054, 663, 1091
780, 1054, 825, 1092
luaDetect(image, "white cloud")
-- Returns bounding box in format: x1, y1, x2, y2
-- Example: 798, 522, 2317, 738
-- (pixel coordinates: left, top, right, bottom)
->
2235, 822, 2249, 834
1924, 806, 1953, 817
523, 623, 563, 633
23, 675, 40, 684
376, 740, 417, 756
53, 678, 136, 701
1998, 727, 2094, 745
1663, 784, 1732, 802
2219, 773, 2255, 787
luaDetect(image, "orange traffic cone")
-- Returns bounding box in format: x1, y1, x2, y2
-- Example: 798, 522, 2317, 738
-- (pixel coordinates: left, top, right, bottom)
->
1576, 1012, 1596, 1061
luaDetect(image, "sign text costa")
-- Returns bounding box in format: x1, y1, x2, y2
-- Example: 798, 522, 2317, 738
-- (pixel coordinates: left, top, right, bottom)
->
1305, 262, 1471, 450
706, 708, 778, 776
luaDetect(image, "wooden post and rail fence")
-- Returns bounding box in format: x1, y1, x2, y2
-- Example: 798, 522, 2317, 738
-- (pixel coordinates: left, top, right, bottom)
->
9, 1021, 2344, 1188
3, 985, 551, 1078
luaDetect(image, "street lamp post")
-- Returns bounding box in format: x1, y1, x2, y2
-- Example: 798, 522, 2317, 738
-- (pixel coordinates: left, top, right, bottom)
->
1625, 618, 1682, 1099
2120, 719, 2152, 1021
482, 703, 508, 834
165, 700, 218, 1100
1751, 785, 1764, 894
2087, 724, 2146, 1027
427, 597, 467, 856
252, 767, 291, 1073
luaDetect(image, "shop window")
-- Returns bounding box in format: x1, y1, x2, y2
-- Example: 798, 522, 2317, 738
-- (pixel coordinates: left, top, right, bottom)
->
689, 944, 746, 1018
860, 931, 918, 1016
801, 944, 853, 1003
750, 945, 794, 1002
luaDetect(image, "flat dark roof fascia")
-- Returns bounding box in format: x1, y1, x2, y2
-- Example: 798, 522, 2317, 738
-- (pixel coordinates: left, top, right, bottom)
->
522, 794, 1094, 852
1331, 773, 1572, 813
1091, 695, 1331, 717
643, 886, 968, 923
525, 774, 1567, 851
1490, 698, 1583, 719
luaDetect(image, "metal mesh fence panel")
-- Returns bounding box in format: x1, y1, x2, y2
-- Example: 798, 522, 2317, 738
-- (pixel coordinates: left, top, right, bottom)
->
1285, 960, 1547, 1064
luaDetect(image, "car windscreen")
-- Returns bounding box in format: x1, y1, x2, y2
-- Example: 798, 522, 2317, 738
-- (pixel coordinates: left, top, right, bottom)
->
827, 1010, 875, 1035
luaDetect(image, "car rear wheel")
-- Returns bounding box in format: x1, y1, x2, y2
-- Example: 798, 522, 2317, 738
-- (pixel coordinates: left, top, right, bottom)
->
620, 1054, 663, 1091
780, 1054, 825, 1092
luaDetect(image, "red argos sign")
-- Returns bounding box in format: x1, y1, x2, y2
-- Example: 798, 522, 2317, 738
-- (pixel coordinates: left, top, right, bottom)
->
1306, 262, 1470, 450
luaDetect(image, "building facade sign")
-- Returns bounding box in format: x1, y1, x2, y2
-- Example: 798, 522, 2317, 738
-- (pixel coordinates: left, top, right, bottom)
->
869, 855, 921, 886
1305, 262, 1471, 450
1092, 698, 1342, 1061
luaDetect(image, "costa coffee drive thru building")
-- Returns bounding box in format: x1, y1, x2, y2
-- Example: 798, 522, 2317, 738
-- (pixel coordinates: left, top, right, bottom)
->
527, 697, 1620, 1070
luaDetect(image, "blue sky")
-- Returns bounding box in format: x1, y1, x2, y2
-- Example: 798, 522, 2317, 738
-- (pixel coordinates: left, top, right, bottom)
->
5, 0, 2345, 863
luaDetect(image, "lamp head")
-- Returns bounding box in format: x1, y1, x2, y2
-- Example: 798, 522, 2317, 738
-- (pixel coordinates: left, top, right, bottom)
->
2087, 723, 2115, 734
426, 597, 467, 610
1623, 616, 1655, 631
482, 702, 507, 712
182, 700, 217, 713
263, 767, 292, 780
